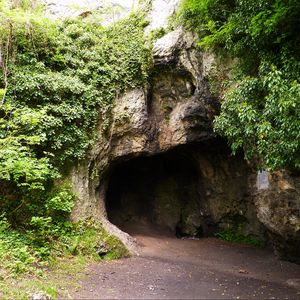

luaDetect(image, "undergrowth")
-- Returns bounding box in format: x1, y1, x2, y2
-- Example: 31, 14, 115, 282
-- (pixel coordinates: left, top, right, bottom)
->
216, 229, 263, 247
0, 217, 129, 298
0, 0, 143, 294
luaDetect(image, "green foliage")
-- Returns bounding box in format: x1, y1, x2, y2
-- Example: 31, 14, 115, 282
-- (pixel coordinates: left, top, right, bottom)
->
216, 229, 262, 247
0, 0, 146, 279
215, 214, 263, 247
0, 0, 150, 192
214, 61, 300, 169
0, 104, 58, 190
0, 216, 36, 276
0, 216, 128, 278
178, 0, 300, 171
1, 4, 150, 169
148, 27, 167, 42
46, 191, 75, 213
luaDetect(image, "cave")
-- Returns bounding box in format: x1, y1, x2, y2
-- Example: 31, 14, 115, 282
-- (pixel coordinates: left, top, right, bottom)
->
104, 143, 248, 238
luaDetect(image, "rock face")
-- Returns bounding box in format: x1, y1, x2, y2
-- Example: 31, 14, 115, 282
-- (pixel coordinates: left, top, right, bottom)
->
65, 0, 300, 263
146, 0, 181, 32
44, 0, 136, 25
106, 142, 263, 241
70, 24, 264, 254
109, 28, 218, 158
254, 171, 300, 263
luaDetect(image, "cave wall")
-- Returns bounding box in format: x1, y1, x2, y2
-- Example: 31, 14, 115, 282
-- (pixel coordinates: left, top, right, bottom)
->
65, 1, 300, 262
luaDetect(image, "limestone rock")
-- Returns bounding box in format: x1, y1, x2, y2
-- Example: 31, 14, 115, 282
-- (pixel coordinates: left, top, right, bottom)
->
28, 292, 52, 300
70, 25, 221, 253
44, 0, 136, 25
153, 28, 186, 64
110, 89, 148, 158
146, 0, 181, 32
101, 218, 139, 255
62, 1, 300, 263
254, 171, 300, 263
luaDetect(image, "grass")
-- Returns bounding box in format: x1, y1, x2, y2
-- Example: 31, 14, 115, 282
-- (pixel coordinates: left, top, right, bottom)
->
0, 222, 130, 299
0, 255, 88, 299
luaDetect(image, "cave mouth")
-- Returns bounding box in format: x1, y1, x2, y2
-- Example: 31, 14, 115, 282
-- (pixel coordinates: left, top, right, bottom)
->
105, 146, 218, 238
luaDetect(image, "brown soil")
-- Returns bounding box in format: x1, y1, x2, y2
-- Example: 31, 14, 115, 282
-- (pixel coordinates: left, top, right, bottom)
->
70, 222, 300, 299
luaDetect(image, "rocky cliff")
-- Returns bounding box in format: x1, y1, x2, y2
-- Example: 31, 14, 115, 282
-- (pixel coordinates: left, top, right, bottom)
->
47, 0, 300, 263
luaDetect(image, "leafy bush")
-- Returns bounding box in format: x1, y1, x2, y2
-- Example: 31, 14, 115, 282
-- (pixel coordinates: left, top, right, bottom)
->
0, 215, 128, 278
0, 216, 36, 276
1, 1, 150, 172
214, 61, 300, 169
178, 0, 300, 171
0, 0, 149, 277
0, 3, 150, 215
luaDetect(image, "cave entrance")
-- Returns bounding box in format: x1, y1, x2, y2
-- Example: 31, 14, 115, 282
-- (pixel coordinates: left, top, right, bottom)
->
105, 147, 209, 238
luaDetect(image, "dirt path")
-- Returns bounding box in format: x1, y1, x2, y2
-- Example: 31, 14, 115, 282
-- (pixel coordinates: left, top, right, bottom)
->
71, 223, 300, 299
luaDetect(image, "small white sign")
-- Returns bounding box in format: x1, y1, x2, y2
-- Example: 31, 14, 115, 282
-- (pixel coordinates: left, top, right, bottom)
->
257, 170, 269, 190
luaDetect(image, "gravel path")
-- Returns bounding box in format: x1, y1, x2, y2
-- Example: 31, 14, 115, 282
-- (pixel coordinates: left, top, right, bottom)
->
71, 224, 300, 299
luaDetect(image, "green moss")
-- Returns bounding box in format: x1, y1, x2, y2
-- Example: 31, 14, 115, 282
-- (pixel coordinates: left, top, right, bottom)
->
67, 226, 129, 260
102, 235, 130, 260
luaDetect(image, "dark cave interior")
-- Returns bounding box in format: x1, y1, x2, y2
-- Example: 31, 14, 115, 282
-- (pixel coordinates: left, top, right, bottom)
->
105, 141, 256, 240
105, 145, 219, 238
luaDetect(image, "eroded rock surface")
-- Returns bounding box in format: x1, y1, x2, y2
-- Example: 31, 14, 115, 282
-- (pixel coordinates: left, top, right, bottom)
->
44, 0, 136, 24
64, 1, 300, 263
254, 171, 300, 263
70, 24, 264, 255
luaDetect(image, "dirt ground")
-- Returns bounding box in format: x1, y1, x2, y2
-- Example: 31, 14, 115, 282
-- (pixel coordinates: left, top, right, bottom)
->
70, 223, 300, 299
